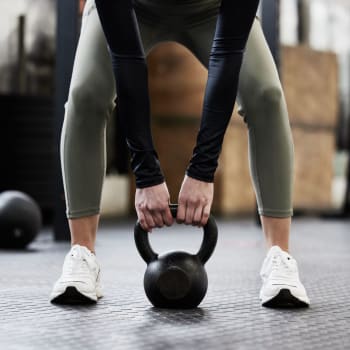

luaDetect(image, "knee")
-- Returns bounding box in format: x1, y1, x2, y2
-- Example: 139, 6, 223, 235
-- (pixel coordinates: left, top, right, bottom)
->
242, 84, 286, 126
257, 85, 284, 111
65, 83, 114, 126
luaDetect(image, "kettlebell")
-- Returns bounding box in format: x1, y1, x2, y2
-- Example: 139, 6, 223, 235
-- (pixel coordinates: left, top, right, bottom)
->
134, 204, 218, 309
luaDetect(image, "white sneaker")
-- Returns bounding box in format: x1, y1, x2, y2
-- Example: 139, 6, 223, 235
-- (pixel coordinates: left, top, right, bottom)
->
259, 246, 310, 308
50, 245, 103, 304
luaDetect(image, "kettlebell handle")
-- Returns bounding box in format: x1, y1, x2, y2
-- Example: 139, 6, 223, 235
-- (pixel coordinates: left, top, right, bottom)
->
134, 204, 218, 265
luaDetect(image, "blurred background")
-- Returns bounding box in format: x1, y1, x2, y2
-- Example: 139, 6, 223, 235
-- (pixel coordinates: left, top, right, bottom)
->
0, 0, 349, 240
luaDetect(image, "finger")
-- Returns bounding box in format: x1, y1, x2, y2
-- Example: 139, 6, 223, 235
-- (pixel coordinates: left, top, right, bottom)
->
176, 200, 186, 224
200, 204, 211, 227
137, 211, 149, 232
143, 210, 156, 233
162, 206, 174, 227
192, 206, 203, 227
150, 210, 164, 228
185, 202, 195, 225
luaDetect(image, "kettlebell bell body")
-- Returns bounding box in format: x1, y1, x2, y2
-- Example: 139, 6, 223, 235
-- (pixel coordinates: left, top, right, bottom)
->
144, 251, 208, 308
134, 204, 218, 309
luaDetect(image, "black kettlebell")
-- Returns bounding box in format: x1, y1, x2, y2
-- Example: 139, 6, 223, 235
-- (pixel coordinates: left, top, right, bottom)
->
134, 204, 218, 309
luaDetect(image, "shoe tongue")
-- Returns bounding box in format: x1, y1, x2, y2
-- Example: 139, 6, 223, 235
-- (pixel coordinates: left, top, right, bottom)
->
268, 245, 282, 257
268, 246, 293, 264
70, 244, 92, 258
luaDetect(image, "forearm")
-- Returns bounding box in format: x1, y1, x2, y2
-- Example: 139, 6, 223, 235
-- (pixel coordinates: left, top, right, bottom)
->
95, 0, 164, 188
187, 0, 260, 182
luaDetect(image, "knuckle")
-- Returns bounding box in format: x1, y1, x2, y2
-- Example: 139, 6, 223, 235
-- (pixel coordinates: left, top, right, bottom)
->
188, 198, 196, 205
145, 204, 152, 211
178, 196, 186, 204
146, 204, 156, 212
140, 203, 148, 211
159, 204, 168, 211
193, 198, 202, 206
135, 202, 143, 210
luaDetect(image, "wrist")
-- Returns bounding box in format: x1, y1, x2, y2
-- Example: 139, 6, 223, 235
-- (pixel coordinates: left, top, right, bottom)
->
185, 170, 214, 183
130, 149, 165, 189
136, 176, 165, 189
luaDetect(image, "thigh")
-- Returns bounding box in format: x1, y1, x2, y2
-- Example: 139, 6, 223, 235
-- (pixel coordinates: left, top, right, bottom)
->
179, 17, 217, 68
237, 19, 282, 110
178, 17, 281, 111
68, 0, 115, 105
138, 20, 163, 55
69, 0, 158, 102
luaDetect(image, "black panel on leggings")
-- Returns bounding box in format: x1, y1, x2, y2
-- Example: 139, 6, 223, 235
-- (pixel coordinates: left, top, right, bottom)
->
95, 0, 259, 188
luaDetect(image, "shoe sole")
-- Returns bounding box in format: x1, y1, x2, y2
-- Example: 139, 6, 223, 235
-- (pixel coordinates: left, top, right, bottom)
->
262, 289, 309, 308
50, 287, 97, 305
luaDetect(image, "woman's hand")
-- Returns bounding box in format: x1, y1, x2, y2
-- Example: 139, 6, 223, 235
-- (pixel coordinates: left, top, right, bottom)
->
135, 182, 173, 232
177, 175, 214, 227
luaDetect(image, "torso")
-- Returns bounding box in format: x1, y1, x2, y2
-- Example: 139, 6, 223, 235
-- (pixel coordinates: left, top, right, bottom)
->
133, 0, 221, 16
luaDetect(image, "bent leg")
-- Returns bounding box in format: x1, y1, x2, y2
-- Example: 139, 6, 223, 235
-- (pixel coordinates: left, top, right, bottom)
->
61, 0, 115, 219
237, 19, 294, 218
183, 18, 310, 308
61, 1, 157, 219
181, 17, 293, 218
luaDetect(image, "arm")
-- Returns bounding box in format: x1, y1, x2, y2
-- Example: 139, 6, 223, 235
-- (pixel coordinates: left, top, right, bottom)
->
187, 0, 260, 181
178, 0, 260, 225
95, 0, 163, 189
95, 0, 172, 231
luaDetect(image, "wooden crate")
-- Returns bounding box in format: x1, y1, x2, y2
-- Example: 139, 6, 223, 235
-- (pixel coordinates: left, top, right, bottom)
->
148, 42, 206, 118
292, 126, 335, 210
216, 116, 256, 215
281, 45, 339, 128
152, 116, 200, 204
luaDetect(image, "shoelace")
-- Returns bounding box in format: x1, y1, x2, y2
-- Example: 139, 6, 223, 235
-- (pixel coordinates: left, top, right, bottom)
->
63, 248, 98, 278
269, 253, 297, 280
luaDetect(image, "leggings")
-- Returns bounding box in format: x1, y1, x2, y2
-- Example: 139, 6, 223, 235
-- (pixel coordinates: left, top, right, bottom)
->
61, 0, 294, 218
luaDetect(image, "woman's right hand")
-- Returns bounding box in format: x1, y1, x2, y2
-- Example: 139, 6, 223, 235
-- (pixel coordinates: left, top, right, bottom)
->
135, 182, 174, 232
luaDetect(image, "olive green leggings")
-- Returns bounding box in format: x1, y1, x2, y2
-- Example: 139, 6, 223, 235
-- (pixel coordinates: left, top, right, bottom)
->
61, 0, 294, 219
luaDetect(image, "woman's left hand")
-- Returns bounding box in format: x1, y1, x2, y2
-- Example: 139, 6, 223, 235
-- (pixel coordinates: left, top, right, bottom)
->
177, 175, 214, 227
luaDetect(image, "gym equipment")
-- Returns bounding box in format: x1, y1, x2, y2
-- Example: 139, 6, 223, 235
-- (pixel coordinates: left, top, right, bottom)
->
0, 191, 42, 249
134, 204, 218, 309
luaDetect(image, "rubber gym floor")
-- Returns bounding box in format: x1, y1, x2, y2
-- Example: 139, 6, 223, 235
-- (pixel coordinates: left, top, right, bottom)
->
0, 217, 349, 350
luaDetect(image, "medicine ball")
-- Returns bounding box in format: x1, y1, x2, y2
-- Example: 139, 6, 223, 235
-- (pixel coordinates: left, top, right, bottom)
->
0, 191, 42, 249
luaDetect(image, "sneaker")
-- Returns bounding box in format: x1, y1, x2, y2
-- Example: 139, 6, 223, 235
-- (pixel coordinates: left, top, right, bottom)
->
259, 246, 310, 308
50, 244, 103, 304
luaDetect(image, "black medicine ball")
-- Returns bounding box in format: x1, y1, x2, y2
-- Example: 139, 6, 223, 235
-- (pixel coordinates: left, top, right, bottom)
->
0, 191, 42, 249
